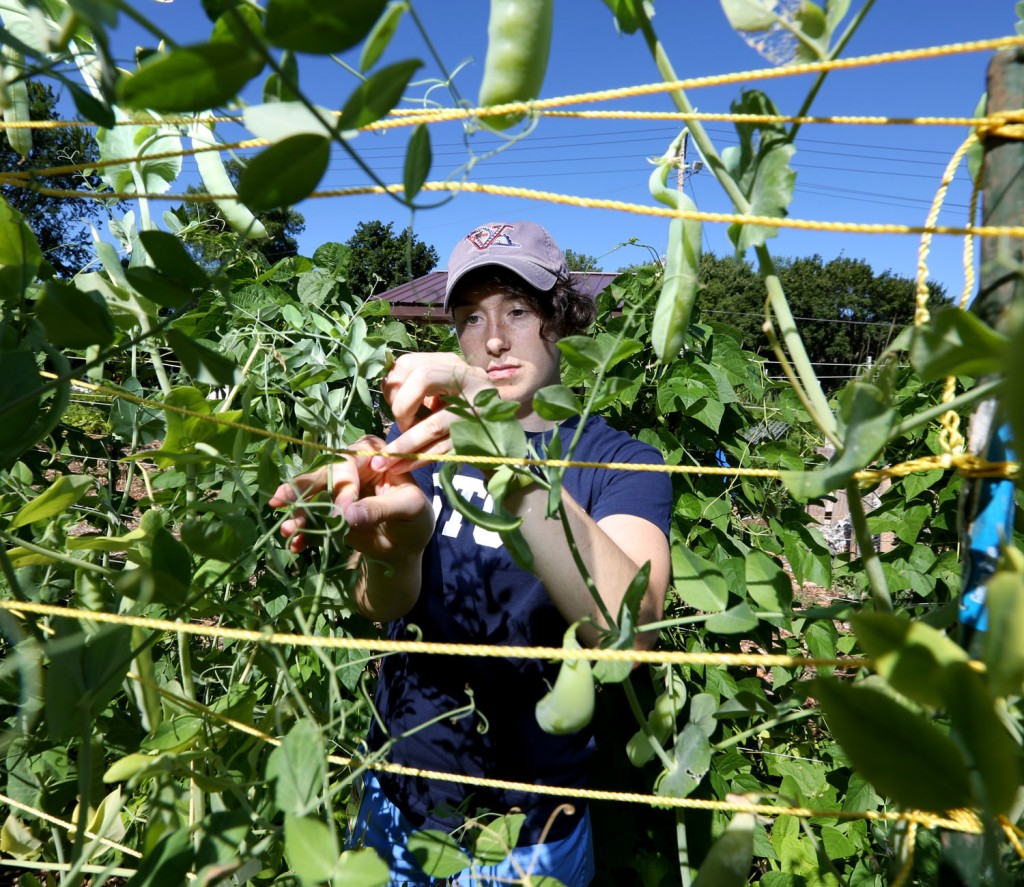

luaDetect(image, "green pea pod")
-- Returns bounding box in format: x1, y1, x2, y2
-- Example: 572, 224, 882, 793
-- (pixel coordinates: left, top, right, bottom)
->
535, 626, 595, 735
2, 48, 32, 160
648, 131, 702, 361
190, 125, 268, 240
625, 672, 686, 767
478, 0, 554, 130
439, 461, 524, 533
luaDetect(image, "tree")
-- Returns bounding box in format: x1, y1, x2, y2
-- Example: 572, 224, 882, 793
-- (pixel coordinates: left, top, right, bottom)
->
565, 249, 600, 272
698, 252, 950, 389
173, 158, 306, 267
344, 220, 439, 297
0, 82, 108, 278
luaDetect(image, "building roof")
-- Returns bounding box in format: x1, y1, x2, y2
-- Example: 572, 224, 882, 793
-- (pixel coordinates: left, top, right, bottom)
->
372, 271, 620, 322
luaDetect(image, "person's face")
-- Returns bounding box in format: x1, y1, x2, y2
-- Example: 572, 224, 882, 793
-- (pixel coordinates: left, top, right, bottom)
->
451, 281, 562, 431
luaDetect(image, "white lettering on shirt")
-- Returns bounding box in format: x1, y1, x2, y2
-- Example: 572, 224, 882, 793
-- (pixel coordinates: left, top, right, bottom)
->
434, 471, 502, 548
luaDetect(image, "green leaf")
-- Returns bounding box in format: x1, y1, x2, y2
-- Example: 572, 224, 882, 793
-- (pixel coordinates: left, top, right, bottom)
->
403, 123, 431, 200
238, 134, 330, 210
720, 0, 776, 31
722, 91, 795, 252
334, 848, 390, 887
705, 602, 758, 634
850, 611, 968, 709
118, 42, 264, 112
179, 516, 248, 562
338, 59, 423, 131
600, 0, 647, 32
359, 1, 408, 71
745, 551, 791, 612
472, 813, 525, 867
692, 813, 755, 887
656, 724, 712, 799
534, 384, 582, 421
0, 197, 41, 303
67, 81, 116, 128
96, 111, 183, 196
35, 281, 116, 349
11, 474, 94, 528
44, 622, 132, 742
594, 561, 650, 684
124, 267, 195, 309
406, 829, 471, 879
124, 826, 194, 887
138, 230, 209, 288
265, 0, 387, 53
781, 381, 894, 500
671, 547, 729, 612
942, 661, 1019, 817
983, 569, 1024, 697
812, 677, 974, 813
267, 720, 325, 817
244, 101, 335, 142
910, 307, 1008, 381
284, 815, 340, 884
164, 329, 240, 388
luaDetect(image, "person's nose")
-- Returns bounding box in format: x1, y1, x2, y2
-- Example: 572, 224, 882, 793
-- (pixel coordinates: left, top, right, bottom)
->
485, 318, 510, 355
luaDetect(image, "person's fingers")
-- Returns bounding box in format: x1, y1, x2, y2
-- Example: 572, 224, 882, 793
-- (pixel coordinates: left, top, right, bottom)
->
344, 483, 430, 529
369, 412, 457, 474
268, 467, 328, 508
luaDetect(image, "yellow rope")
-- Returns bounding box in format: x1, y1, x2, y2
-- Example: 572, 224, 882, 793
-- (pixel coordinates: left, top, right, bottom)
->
7, 176, 1024, 243
0, 600, 870, 668
119, 671, 983, 835
37, 374, 1021, 483
0, 791, 143, 860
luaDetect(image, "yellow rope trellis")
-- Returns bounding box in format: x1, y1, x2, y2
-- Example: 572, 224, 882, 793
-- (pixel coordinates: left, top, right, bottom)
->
35, 374, 1021, 483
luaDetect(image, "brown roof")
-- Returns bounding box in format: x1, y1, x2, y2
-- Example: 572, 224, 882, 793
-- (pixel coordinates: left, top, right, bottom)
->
372, 271, 619, 322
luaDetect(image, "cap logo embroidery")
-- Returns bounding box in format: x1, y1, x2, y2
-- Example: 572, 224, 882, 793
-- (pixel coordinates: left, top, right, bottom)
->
466, 224, 520, 252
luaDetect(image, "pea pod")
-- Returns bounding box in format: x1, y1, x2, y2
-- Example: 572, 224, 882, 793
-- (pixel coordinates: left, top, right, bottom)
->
477, 0, 554, 130
648, 130, 702, 361
190, 125, 268, 240
2, 48, 32, 160
625, 672, 686, 767
535, 626, 595, 735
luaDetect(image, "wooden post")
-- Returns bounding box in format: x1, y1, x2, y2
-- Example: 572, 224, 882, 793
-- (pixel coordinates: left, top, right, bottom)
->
975, 48, 1024, 332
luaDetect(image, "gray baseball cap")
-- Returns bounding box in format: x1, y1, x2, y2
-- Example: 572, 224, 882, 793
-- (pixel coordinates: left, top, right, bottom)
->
443, 221, 569, 312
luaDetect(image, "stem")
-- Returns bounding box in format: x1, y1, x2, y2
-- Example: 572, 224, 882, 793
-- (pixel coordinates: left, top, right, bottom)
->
759, 246, 837, 436
556, 503, 615, 633
845, 480, 893, 611
0, 532, 118, 577
891, 377, 1002, 439
677, 811, 693, 887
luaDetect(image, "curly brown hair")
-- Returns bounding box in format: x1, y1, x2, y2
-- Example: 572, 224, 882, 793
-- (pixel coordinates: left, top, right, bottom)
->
449, 267, 596, 341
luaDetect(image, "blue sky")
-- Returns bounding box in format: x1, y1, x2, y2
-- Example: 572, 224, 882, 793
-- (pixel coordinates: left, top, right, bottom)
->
109, 1, 1019, 297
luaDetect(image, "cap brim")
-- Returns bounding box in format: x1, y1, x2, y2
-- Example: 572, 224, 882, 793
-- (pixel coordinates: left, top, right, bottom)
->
444, 256, 559, 312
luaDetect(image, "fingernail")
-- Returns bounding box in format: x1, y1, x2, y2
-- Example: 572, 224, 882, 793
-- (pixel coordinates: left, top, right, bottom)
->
345, 504, 368, 528
370, 455, 388, 472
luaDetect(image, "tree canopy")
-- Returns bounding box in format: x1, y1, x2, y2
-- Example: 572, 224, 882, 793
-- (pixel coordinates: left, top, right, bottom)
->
565, 248, 600, 272
697, 252, 949, 388
344, 220, 439, 297
0, 83, 108, 278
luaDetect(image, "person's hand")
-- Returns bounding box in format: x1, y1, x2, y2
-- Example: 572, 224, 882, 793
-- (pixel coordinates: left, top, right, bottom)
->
269, 435, 434, 559
372, 353, 494, 475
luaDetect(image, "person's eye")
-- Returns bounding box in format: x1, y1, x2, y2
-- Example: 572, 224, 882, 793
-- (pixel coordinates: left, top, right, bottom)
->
509, 307, 529, 319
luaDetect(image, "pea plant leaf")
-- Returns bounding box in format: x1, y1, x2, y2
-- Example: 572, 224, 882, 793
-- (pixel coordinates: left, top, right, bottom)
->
720, 0, 835, 65
338, 59, 423, 131
96, 109, 182, 197
812, 676, 974, 813
781, 380, 895, 500
283, 815, 339, 885
910, 307, 1008, 381
692, 813, 755, 887
0, 199, 41, 304
359, 1, 408, 71
983, 568, 1024, 698
10, 474, 94, 528
403, 123, 432, 200
265, 0, 387, 53
721, 90, 795, 253
671, 547, 730, 612
267, 720, 325, 817
238, 134, 331, 210
594, 561, 651, 684
35, 281, 115, 349
118, 41, 263, 112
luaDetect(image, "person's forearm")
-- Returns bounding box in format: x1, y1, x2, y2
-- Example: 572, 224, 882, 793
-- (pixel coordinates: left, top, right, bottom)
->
353, 553, 423, 622
505, 486, 664, 648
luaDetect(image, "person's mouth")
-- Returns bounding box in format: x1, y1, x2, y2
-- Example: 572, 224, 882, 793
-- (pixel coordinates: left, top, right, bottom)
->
487, 364, 520, 381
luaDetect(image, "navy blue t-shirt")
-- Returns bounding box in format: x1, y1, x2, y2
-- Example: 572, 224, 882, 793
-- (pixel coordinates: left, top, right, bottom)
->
369, 415, 672, 845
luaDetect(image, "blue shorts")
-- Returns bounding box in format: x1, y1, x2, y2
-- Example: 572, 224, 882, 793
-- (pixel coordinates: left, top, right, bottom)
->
348, 772, 595, 886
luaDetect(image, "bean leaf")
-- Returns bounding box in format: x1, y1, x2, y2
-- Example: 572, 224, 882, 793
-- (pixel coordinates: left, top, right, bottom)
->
238, 134, 330, 210
265, 0, 387, 53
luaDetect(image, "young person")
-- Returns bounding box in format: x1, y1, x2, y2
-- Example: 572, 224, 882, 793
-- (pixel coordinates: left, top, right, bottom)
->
270, 221, 672, 885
